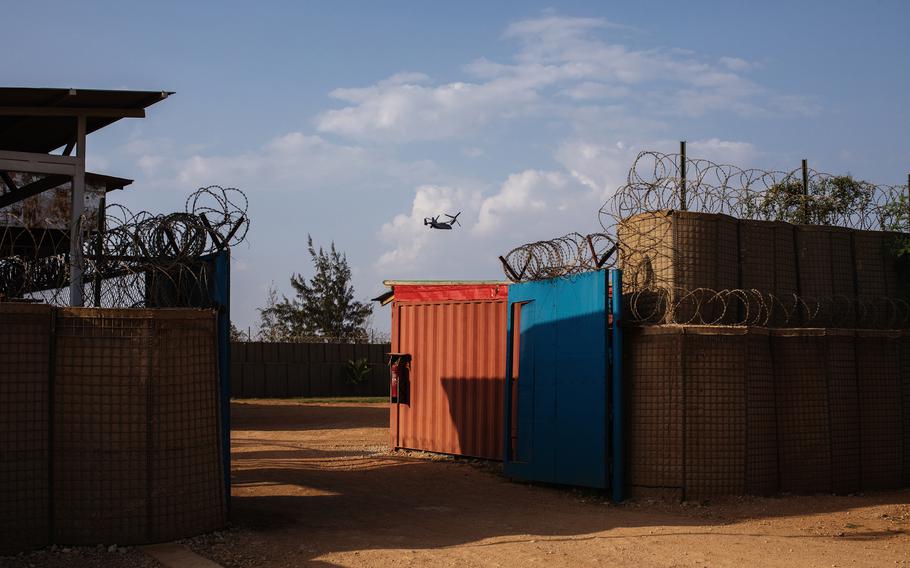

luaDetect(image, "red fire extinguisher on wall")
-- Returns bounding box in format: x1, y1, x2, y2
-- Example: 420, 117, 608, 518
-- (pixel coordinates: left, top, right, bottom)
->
388, 353, 411, 404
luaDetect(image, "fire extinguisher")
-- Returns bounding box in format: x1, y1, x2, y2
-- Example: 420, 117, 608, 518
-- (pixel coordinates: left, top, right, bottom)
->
388, 353, 411, 404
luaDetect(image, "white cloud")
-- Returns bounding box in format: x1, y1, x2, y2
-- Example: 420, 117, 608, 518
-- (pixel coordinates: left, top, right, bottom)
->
97, 13, 816, 333
687, 138, 759, 166
474, 170, 569, 234
316, 76, 540, 142
376, 169, 606, 277
559, 81, 630, 100
376, 184, 481, 268
176, 133, 373, 188
719, 56, 752, 72
555, 140, 638, 198
315, 15, 815, 143
117, 131, 438, 193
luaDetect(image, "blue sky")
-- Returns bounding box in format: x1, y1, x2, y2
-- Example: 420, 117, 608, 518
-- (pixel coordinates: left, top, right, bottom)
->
3, 1, 909, 332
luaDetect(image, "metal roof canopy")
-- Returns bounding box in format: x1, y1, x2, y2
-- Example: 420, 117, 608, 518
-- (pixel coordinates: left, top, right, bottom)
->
0, 87, 171, 306
0, 87, 171, 153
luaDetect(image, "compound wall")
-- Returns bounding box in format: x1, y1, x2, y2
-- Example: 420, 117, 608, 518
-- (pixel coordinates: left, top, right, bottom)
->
625, 325, 910, 500
619, 211, 908, 326
0, 303, 226, 553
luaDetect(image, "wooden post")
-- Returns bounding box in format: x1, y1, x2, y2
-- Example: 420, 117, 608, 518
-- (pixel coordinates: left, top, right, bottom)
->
93, 195, 105, 307
69, 115, 86, 307
801, 158, 809, 224
679, 140, 687, 211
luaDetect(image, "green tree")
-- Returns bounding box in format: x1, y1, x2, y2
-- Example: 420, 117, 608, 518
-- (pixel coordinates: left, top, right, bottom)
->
262, 235, 372, 339
879, 192, 910, 258
229, 321, 247, 341
257, 284, 293, 341
746, 175, 875, 225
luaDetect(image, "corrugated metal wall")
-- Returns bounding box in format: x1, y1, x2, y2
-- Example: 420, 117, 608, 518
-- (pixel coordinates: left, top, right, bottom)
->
391, 298, 507, 460
230, 341, 390, 398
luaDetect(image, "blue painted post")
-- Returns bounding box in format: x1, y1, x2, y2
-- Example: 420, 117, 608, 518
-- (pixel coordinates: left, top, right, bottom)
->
503, 301, 515, 465
211, 250, 232, 510
610, 268, 624, 503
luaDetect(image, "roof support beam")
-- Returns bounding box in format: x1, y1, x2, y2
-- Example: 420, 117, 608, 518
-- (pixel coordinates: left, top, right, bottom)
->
0, 171, 17, 192
0, 106, 145, 118
69, 115, 86, 307
0, 173, 70, 209
0, 150, 77, 176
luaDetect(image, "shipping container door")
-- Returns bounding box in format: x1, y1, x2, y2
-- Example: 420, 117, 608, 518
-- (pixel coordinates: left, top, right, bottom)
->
504, 271, 609, 488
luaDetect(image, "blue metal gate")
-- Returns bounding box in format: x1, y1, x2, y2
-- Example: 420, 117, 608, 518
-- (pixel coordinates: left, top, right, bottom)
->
503, 270, 616, 489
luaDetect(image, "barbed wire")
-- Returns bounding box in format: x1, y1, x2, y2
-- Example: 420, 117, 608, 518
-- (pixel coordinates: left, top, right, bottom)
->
599, 150, 907, 231
1, 185, 249, 307
499, 232, 616, 282
500, 150, 909, 284
627, 287, 910, 329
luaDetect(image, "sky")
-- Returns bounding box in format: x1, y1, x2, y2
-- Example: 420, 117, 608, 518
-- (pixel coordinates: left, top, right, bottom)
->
3, 1, 909, 333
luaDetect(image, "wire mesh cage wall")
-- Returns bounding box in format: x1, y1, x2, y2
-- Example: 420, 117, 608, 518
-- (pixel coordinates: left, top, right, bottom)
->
0, 303, 226, 553
0, 303, 52, 552
625, 325, 910, 500
624, 326, 776, 501
618, 210, 910, 328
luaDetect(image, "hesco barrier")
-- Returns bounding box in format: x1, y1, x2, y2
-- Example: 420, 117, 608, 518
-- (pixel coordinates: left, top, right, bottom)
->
625, 325, 910, 500
738, 219, 798, 327
0, 303, 51, 552
0, 303, 226, 553
619, 211, 908, 326
618, 211, 740, 324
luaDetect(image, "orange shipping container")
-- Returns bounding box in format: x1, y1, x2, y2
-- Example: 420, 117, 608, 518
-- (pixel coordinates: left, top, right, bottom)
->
384, 281, 508, 460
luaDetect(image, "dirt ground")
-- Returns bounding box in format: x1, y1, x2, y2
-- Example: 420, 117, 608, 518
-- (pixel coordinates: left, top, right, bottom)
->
191, 400, 910, 568
3, 400, 908, 568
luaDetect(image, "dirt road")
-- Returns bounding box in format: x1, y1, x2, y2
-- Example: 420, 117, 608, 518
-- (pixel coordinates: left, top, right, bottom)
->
184, 400, 909, 567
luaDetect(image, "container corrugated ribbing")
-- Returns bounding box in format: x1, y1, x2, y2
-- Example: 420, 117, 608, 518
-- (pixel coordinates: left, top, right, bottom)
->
389, 283, 508, 460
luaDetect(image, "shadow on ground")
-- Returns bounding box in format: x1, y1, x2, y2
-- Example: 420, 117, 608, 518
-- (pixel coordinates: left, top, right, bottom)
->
231, 400, 389, 432
203, 401, 910, 567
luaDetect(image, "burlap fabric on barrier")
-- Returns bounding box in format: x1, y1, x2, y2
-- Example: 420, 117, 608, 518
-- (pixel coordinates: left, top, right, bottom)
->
854, 230, 903, 299
683, 327, 749, 499
619, 211, 739, 324
795, 226, 856, 327
856, 330, 903, 490
620, 211, 908, 327
0, 306, 225, 552
771, 329, 856, 494
0, 304, 52, 553
743, 329, 777, 495
624, 326, 683, 499
903, 330, 910, 487
826, 330, 861, 494
54, 310, 152, 544
625, 326, 776, 500
627, 325, 908, 499
54, 308, 225, 545
149, 312, 224, 542
738, 219, 798, 326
